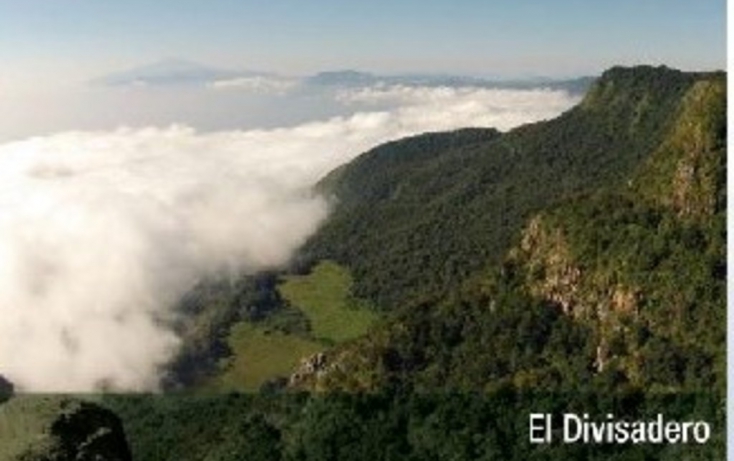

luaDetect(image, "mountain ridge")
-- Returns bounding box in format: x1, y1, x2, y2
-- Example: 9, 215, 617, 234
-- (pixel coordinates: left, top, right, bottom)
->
300, 65, 707, 310
291, 65, 725, 395
91, 58, 595, 93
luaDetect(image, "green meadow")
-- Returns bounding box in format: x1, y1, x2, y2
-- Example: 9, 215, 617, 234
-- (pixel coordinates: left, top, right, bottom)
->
278, 260, 378, 343
205, 261, 378, 391
207, 322, 323, 392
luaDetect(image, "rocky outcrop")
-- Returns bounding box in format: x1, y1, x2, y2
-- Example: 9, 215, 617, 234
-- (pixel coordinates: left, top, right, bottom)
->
289, 352, 329, 387
287, 335, 390, 392
516, 216, 583, 317
514, 215, 640, 320
511, 214, 641, 375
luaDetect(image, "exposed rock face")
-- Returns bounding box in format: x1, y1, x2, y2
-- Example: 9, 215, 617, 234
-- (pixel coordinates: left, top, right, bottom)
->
289, 352, 329, 387
511, 214, 640, 376
287, 342, 386, 392
515, 215, 640, 322
671, 139, 718, 219
517, 216, 583, 317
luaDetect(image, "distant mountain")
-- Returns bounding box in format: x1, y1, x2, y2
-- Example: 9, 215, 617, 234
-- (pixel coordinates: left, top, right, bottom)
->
304, 70, 380, 87
91, 58, 271, 87
92, 60, 594, 95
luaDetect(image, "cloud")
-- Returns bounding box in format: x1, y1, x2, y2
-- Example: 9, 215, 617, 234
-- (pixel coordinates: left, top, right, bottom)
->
337, 84, 579, 131
0, 86, 580, 392
208, 76, 299, 95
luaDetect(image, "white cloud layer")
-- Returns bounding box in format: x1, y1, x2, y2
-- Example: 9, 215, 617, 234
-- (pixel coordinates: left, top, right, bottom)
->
208, 76, 298, 94
0, 86, 580, 392
337, 84, 577, 131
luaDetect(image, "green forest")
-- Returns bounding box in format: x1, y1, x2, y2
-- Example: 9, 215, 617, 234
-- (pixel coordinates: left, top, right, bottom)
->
0, 65, 726, 460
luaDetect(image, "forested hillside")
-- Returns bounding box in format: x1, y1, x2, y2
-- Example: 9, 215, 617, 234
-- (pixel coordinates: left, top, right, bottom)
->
303, 66, 707, 309
293, 66, 726, 397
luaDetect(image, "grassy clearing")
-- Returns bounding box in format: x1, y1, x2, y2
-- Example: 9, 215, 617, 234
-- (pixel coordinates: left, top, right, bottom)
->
278, 261, 378, 343
205, 322, 322, 392
201, 261, 377, 392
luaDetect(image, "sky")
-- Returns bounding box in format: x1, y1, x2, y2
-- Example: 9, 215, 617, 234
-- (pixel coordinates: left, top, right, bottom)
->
0, 0, 725, 88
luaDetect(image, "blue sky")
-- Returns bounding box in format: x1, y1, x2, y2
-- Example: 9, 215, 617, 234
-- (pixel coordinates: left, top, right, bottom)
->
0, 0, 725, 82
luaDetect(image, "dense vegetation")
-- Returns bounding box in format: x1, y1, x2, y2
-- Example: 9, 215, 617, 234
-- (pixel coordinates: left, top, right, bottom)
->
293, 67, 726, 397
102, 391, 722, 461
1, 65, 725, 460
303, 66, 704, 309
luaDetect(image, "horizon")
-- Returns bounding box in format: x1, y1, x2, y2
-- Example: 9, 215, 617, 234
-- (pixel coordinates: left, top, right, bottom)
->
92, 57, 725, 82
0, 0, 724, 140
0, 0, 725, 87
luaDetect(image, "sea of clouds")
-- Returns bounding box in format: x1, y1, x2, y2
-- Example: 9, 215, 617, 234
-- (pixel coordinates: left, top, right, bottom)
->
0, 84, 580, 391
